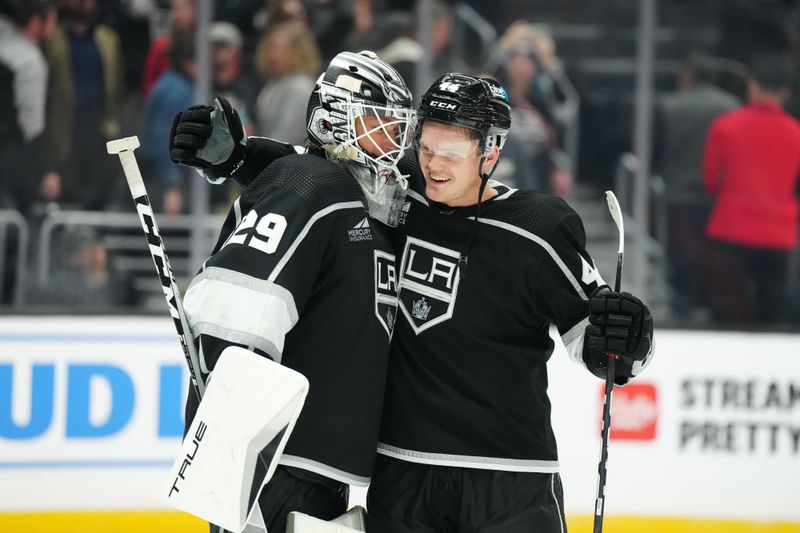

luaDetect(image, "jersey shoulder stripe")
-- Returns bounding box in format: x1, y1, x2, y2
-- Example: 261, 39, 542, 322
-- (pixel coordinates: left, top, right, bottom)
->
475, 216, 591, 300
267, 200, 364, 281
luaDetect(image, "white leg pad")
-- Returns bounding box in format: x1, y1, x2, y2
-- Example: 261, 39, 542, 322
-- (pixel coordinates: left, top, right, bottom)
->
166, 346, 309, 533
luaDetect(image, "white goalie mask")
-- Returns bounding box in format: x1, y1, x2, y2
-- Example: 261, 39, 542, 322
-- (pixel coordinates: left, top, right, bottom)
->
306, 51, 415, 226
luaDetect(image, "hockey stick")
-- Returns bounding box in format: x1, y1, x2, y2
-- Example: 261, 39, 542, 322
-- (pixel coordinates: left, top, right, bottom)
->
593, 190, 624, 533
107, 136, 206, 400
108, 137, 309, 532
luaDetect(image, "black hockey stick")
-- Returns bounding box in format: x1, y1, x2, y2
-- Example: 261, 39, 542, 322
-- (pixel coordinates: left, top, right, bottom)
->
107, 136, 206, 401
593, 191, 624, 533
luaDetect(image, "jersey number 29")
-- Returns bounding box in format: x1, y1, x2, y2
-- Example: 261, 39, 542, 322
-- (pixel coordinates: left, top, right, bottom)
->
227, 210, 287, 254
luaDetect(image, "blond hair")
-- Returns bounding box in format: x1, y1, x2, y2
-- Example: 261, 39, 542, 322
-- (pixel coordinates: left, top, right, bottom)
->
255, 23, 321, 77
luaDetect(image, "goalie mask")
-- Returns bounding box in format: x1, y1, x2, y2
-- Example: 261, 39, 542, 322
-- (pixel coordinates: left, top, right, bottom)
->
306, 51, 415, 226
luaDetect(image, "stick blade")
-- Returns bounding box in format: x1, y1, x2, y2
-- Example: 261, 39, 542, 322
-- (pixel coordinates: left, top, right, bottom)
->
605, 191, 624, 253
106, 136, 140, 154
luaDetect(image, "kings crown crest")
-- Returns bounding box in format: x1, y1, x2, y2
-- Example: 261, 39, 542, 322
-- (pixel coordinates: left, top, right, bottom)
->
411, 297, 432, 321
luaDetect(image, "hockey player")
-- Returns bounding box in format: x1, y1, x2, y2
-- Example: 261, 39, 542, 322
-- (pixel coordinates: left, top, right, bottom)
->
170, 51, 414, 532
173, 73, 654, 532
366, 73, 654, 532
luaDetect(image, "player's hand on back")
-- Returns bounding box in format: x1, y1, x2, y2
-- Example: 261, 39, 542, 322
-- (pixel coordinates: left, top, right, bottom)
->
170, 96, 247, 178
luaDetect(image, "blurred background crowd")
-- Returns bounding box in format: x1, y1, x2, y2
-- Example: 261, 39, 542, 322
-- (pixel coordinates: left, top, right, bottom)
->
0, 0, 799, 333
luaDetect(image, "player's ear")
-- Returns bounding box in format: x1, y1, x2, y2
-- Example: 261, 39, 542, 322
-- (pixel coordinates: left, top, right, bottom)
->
481, 145, 501, 174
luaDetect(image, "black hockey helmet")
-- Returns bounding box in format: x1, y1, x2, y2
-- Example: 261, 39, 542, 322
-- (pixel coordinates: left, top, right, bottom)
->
417, 73, 511, 156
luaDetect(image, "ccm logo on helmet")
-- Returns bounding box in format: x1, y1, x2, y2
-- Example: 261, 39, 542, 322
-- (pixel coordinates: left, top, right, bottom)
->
428, 100, 457, 110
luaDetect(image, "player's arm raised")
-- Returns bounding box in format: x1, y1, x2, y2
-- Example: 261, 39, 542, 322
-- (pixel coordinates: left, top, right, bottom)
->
169, 96, 299, 187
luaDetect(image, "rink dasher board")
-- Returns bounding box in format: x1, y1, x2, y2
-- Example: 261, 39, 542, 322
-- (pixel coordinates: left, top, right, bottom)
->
0, 317, 798, 525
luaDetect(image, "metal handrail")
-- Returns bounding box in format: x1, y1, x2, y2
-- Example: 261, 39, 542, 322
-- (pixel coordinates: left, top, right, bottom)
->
0, 209, 29, 305
614, 151, 668, 249
37, 210, 224, 285
453, 3, 498, 67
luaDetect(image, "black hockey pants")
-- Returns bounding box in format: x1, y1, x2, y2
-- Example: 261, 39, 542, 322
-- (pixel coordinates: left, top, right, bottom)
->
367, 454, 567, 533
211, 465, 348, 533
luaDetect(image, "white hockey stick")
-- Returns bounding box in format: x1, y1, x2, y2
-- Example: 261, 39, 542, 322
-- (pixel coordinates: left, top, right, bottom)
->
107, 136, 206, 399
593, 191, 624, 533
108, 137, 310, 532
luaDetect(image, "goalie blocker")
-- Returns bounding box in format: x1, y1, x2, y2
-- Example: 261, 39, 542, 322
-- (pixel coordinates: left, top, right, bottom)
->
166, 347, 309, 533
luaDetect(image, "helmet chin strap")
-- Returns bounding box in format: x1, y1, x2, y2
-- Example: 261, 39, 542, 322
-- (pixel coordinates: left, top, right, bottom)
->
458, 156, 493, 278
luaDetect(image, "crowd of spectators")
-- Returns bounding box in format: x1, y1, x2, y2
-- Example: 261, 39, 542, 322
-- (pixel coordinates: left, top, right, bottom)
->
0, 0, 797, 331
0, 0, 576, 313
655, 53, 800, 328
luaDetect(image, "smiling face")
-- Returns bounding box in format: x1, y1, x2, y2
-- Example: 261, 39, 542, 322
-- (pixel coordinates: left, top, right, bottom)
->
417, 121, 499, 207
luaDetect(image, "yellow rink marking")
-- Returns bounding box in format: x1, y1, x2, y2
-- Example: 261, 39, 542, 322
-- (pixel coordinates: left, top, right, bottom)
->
0, 511, 207, 532
1, 512, 799, 532
568, 515, 800, 532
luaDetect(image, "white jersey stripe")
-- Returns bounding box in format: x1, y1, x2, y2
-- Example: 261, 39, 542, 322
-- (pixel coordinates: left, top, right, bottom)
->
561, 317, 590, 367
246, 136, 306, 154
473, 217, 592, 300
269, 201, 364, 281
279, 455, 372, 487
183, 267, 298, 364
406, 188, 428, 206
552, 473, 565, 533
377, 443, 560, 473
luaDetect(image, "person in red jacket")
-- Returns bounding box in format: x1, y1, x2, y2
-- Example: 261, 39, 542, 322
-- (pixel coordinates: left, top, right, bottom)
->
140, 0, 196, 98
702, 56, 800, 324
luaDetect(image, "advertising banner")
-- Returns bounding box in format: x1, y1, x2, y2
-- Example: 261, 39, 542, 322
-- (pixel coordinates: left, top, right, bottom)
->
1, 317, 799, 526
549, 329, 800, 522
0, 316, 187, 511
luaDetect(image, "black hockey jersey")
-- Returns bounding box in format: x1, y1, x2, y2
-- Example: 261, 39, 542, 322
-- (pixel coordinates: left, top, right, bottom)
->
206, 138, 607, 471
183, 153, 398, 486
376, 155, 606, 471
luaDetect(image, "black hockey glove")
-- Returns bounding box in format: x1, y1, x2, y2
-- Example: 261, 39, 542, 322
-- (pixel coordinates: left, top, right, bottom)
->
583, 286, 654, 385
169, 96, 247, 179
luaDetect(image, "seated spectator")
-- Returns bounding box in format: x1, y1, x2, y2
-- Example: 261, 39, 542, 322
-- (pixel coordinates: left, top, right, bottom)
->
27, 227, 135, 308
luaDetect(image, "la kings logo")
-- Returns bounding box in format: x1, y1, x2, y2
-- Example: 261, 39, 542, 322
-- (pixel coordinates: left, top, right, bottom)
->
375, 250, 398, 338
398, 237, 461, 334
349, 217, 372, 242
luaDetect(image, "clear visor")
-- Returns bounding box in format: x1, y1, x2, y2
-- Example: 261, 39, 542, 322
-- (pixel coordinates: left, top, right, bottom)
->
349, 104, 415, 170
415, 135, 481, 164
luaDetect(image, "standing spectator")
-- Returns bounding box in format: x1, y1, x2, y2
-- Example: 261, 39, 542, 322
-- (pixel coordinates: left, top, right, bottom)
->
365, 0, 468, 98
209, 20, 255, 212
139, 33, 195, 215
210, 21, 256, 135
654, 54, 739, 320
140, 0, 195, 98
254, 22, 320, 145
703, 56, 800, 325
0, 0, 57, 305
0, 0, 58, 214
45, 0, 125, 211
494, 46, 572, 196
